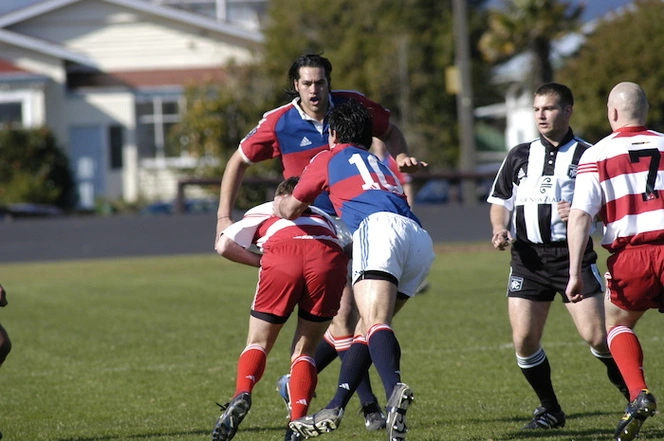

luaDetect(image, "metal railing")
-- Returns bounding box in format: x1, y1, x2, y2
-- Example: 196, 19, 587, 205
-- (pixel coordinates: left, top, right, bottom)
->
174, 169, 499, 214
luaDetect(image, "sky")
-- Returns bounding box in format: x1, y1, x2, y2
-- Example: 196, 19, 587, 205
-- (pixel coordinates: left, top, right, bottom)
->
485, 0, 634, 22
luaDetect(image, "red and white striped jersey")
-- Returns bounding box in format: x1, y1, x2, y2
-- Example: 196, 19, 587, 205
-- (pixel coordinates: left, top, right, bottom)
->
573, 126, 664, 251
221, 202, 340, 252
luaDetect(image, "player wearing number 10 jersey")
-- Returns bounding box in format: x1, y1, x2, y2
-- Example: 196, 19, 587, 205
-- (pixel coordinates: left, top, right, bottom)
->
292, 135, 419, 233
276, 99, 434, 441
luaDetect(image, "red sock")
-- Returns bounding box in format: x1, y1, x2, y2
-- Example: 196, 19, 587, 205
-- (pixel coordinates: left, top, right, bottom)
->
234, 344, 266, 396
289, 356, 317, 420
608, 326, 646, 400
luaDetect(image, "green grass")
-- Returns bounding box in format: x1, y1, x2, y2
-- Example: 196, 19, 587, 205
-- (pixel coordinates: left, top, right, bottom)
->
0, 244, 663, 441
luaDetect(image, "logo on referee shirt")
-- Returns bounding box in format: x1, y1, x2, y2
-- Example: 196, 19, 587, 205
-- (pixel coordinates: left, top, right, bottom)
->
539, 177, 553, 194
509, 276, 524, 292
568, 164, 578, 178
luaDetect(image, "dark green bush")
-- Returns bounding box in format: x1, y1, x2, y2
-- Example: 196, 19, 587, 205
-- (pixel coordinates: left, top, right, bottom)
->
0, 126, 76, 210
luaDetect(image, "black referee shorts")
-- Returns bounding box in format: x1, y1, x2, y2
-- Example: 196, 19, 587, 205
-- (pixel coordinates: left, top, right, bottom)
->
506, 240, 603, 303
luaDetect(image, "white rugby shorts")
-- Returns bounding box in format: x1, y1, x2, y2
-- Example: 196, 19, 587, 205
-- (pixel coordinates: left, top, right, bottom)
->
351, 211, 435, 297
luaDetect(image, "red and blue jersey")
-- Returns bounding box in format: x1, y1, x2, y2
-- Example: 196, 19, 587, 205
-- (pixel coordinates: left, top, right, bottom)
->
238, 91, 391, 214
293, 143, 420, 232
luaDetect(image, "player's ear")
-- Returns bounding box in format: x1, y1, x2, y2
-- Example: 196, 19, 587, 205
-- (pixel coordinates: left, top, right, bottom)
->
328, 128, 338, 143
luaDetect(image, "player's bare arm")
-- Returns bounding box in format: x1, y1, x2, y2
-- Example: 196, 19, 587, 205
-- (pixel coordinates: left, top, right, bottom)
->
216, 151, 251, 240
565, 208, 593, 303
489, 204, 513, 250
215, 234, 261, 267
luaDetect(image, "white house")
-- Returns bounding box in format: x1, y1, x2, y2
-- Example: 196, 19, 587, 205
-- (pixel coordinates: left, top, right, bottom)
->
0, 0, 263, 209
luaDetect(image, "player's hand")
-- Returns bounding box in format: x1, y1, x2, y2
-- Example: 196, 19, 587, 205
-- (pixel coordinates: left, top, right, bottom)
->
272, 195, 284, 217
557, 200, 571, 222
397, 154, 428, 173
491, 229, 512, 250
565, 275, 584, 303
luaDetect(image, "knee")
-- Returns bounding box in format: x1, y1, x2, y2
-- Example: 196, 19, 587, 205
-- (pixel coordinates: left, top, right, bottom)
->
512, 334, 540, 357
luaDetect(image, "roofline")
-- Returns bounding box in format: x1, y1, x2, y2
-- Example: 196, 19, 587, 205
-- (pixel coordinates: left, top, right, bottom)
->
0, 28, 97, 66
0, 0, 264, 44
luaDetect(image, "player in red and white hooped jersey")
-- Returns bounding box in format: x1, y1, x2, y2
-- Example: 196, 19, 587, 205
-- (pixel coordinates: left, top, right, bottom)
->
572, 124, 664, 251
212, 177, 349, 441
566, 82, 663, 441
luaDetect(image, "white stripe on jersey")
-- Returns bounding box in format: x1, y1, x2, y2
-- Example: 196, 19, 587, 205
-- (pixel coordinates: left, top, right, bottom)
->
257, 215, 339, 250
603, 209, 664, 248
602, 170, 664, 203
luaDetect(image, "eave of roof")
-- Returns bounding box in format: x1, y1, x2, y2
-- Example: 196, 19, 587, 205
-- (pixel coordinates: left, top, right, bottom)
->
0, 28, 97, 67
0, 0, 264, 44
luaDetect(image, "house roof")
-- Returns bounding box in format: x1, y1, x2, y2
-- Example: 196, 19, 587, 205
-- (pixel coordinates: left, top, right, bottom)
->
0, 56, 49, 82
0, 0, 264, 84
0, 0, 263, 44
0, 27, 97, 67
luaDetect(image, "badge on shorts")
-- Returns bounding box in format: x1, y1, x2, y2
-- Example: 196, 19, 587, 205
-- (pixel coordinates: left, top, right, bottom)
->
509, 276, 524, 292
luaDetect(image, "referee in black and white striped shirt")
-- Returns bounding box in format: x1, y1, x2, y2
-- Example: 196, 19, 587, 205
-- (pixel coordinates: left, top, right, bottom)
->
487, 83, 628, 430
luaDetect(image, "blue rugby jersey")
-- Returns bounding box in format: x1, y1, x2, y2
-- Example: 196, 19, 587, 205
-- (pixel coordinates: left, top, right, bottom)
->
293, 143, 419, 232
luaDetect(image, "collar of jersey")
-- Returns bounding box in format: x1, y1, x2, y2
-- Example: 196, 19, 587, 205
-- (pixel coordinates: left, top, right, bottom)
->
292, 94, 334, 122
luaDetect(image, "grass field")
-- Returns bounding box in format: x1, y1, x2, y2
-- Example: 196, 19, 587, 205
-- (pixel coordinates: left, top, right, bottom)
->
0, 243, 662, 441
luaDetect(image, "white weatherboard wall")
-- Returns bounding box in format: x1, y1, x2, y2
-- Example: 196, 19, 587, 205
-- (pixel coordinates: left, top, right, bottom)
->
9, 1, 256, 71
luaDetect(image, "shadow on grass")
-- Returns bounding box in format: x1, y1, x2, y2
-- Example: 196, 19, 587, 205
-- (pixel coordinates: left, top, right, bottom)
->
56, 424, 289, 441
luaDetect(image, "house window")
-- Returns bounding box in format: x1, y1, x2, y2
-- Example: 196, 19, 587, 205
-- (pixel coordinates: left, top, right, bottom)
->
136, 95, 183, 160
109, 125, 123, 169
0, 102, 22, 126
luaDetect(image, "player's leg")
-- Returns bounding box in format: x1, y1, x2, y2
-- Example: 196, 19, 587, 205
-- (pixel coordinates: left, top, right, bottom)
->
565, 291, 628, 399
288, 317, 332, 421
606, 300, 653, 441
286, 242, 350, 438
508, 297, 564, 429
604, 246, 661, 441
212, 316, 284, 441
0, 323, 11, 367
289, 278, 398, 439
214, 244, 300, 441
353, 276, 414, 441
326, 281, 384, 426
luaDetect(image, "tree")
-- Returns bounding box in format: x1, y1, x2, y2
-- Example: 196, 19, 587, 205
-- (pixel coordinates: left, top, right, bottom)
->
0, 127, 76, 209
558, 0, 664, 142
170, 63, 282, 208
478, 0, 583, 90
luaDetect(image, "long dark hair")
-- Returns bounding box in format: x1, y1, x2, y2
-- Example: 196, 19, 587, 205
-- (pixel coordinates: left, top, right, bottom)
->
285, 53, 333, 99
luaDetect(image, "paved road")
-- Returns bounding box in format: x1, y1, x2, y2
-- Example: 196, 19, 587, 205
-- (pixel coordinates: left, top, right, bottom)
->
0, 203, 491, 263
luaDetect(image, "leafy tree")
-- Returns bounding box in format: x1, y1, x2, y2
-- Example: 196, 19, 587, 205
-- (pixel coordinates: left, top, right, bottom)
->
0, 127, 76, 209
170, 63, 282, 208
558, 0, 664, 142
479, 0, 583, 90
0, 128, 76, 209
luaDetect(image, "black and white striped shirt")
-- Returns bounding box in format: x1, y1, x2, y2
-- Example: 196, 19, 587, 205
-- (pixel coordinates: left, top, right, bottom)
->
487, 129, 591, 244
